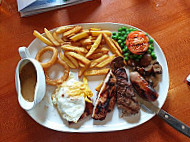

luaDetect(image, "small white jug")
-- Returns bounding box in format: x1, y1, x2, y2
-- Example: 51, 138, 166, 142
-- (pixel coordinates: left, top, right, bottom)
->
15, 47, 46, 110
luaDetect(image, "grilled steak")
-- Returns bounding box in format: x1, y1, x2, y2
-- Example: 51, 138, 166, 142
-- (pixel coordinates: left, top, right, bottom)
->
80, 100, 94, 119
111, 57, 140, 116
92, 71, 116, 120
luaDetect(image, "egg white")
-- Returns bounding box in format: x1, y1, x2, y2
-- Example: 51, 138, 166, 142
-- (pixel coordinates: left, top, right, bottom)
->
52, 76, 85, 123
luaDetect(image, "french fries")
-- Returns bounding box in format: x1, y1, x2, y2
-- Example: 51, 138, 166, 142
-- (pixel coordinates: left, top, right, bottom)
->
90, 55, 109, 68
44, 28, 60, 46
86, 45, 92, 50
96, 54, 116, 68
90, 28, 101, 31
65, 52, 91, 65
88, 53, 104, 60
112, 39, 123, 54
78, 64, 89, 78
61, 45, 88, 53
93, 47, 109, 54
33, 30, 53, 46
79, 61, 85, 68
83, 77, 93, 97
53, 32, 64, 43
84, 68, 110, 76
65, 52, 79, 68
59, 52, 76, 69
70, 31, 89, 42
90, 30, 112, 37
86, 34, 102, 58
80, 38, 93, 46
56, 26, 73, 34
71, 42, 82, 47
95, 81, 103, 92
63, 26, 82, 37
34, 25, 126, 89
103, 33, 123, 57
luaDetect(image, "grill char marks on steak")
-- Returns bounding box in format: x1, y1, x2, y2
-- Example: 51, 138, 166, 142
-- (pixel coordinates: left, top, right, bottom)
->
92, 71, 116, 120
114, 67, 140, 116
111, 57, 140, 116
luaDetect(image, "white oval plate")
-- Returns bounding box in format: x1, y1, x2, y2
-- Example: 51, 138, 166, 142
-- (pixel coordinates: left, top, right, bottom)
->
26, 23, 169, 132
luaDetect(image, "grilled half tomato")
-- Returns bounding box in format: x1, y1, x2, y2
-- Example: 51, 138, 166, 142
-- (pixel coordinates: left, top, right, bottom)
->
126, 31, 149, 55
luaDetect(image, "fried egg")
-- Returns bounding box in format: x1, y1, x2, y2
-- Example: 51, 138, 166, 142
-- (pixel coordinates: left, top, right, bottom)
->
52, 75, 92, 123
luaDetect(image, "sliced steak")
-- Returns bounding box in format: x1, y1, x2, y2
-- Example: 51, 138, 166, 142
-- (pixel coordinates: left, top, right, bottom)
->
92, 71, 116, 120
111, 57, 140, 116
114, 67, 140, 116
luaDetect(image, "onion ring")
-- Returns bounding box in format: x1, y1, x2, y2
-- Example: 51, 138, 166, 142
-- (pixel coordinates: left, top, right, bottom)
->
35, 46, 58, 68
45, 58, 70, 86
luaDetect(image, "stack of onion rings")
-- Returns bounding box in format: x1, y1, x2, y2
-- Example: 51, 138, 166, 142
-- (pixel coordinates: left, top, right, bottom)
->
35, 46, 69, 86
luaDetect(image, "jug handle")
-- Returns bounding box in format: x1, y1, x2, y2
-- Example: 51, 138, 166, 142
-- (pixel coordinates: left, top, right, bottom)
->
18, 47, 31, 59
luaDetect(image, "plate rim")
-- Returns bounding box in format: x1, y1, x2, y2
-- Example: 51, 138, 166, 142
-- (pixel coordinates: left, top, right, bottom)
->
25, 22, 169, 133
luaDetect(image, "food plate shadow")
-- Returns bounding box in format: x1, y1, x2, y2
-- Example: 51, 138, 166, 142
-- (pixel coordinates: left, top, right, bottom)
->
137, 94, 159, 114
67, 116, 92, 129
119, 110, 141, 123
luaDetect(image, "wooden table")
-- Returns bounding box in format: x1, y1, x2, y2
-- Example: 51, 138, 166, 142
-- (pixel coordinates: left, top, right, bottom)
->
0, 0, 190, 141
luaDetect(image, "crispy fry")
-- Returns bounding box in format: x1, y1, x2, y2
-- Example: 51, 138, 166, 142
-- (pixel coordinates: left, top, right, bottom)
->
103, 33, 123, 57
59, 52, 76, 69
89, 36, 97, 40
33, 30, 53, 46
83, 77, 93, 97
96, 54, 116, 68
90, 30, 112, 37
71, 42, 82, 47
61, 45, 88, 53
90, 28, 101, 31
65, 52, 91, 65
44, 28, 60, 46
79, 61, 85, 68
77, 51, 86, 57
78, 64, 89, 78
86, 45, 92, 50
66, 33, 75, 38
83, 76, 88, 85
70, 31, 89, 42
56, 26, 73, 34
53, 32, 64, 43
101, 39, 106, 44
87, 53, 104, 60
82, 29, 90, 32
63, 26, 82, 37
90, 55, 109, 68
84, 68, 110, 76
112, 39, 123, 54
65, 52, 79, 68
86, 34, 102, 58
80, 38, 93, 46
94, 47, 109, 54
95, 81, 103, 92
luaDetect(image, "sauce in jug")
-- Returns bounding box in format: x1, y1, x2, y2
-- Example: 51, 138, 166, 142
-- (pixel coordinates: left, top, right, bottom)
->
20, 62, 37, 102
